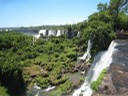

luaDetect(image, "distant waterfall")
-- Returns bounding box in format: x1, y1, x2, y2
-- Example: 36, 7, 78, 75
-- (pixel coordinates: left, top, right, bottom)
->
56, 30, 65, 37
34, 29, 66, 38
78, 39, 92, 61
48, 30, 52, 36
56, 30, 61, 37
73, 40, 118, 96
35, 29, 46, 38
77, 31, 80, 37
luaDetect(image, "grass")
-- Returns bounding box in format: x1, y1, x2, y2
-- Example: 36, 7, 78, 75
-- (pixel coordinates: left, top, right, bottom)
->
90, 68, 107, 92
49, 89, 63, 96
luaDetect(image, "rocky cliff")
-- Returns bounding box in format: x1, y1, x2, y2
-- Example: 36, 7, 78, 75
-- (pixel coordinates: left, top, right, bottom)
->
93, 40, 128, 96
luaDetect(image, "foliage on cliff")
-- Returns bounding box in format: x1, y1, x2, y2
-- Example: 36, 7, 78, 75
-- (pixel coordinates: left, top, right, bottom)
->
91, 69, 107, 92
71, 0, 128, 56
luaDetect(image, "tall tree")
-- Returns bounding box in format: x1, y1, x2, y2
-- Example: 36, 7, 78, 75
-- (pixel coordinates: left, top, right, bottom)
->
109, 0, 128, 30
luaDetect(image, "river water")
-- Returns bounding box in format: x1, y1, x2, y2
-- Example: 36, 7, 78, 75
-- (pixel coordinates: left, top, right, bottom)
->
73, 40, 118, 96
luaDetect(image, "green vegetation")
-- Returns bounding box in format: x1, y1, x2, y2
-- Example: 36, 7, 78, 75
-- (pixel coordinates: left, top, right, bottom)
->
0, 85, 9, 96
65, 0, 128, 56
80, 77, 85, 83
0, 0, 127, 95
90, 69, 107, 92
49, 89, 63, 96
0, 32, 77, 95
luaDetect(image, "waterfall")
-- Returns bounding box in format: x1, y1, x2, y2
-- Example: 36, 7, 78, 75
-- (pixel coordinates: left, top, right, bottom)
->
78, 40, 92, 61
34, 29, 65, 38
35, 29, 46, 38
48, 30, 56, 36
56, 30, 61, 37
77, 31, 80, 37
56, 30, 65, 37
73, 40, 118, 96
39, 29, 47, 36
44, 85, 55, 92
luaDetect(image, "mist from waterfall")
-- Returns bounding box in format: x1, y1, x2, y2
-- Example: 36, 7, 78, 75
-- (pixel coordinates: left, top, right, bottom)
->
73, 41, 118, 96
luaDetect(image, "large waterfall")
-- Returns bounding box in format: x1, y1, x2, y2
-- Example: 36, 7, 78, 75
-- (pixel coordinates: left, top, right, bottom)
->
73, 41, 118, 96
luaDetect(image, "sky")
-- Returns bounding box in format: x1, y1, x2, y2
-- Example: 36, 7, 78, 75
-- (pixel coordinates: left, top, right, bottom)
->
0, 0, 109, 27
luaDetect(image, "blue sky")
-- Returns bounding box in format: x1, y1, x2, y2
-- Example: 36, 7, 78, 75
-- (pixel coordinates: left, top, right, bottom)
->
0, 0, 109, 27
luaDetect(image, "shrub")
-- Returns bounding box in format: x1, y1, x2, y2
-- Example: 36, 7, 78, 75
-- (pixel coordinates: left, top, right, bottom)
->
0, 86, 9, 96
59, 80, 72, 91
35, 76, 50, 88
90, 69, 107, 92
49, 89, 63, 96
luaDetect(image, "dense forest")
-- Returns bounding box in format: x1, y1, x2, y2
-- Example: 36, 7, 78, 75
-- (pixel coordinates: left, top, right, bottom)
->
0, 33, 78, 95
0, 0, 128, 96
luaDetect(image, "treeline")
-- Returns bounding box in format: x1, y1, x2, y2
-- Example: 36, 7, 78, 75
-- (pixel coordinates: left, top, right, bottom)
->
16, 25, 67, 31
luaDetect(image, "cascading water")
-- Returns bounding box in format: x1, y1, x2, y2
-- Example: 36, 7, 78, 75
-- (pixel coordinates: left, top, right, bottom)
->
34, 84, 55, 96
35, 29, 46, 38
77, 31, 80, 37
56, 30, 61, 37
48, 30, 56, 36
73, 40, 118, 96
56, 30, 65, 37
78, 39, 92, 61
40, 29, 47, 36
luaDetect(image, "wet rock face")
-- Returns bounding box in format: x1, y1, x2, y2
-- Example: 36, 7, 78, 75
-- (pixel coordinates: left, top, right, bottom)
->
93, 40, 128, 96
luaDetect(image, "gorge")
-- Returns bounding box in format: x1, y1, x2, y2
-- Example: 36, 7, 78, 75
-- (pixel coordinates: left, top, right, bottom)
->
0, 0, 128, 96
0, 28, 128, 96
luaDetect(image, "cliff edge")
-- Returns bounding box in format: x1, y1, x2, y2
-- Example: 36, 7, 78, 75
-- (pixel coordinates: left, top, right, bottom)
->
93, 40, 128, 96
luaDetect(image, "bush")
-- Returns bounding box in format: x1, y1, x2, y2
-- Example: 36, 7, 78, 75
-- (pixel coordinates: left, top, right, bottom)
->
59, 80, 72, 91
35, 76, 50, 88
49, 89, 63, 96
0, 86, 9, 96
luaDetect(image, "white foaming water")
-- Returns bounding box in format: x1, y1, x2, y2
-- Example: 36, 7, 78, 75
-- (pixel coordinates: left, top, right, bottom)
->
45, 85, 55, 92
78, 40, 92, 61
48, 30, 56, 36
39, 29, 47, 36
35, 29, 46, 38
56, 30, 61, 37
73, 41, 118, 96
34, 84, 55, 96
34, 83, 41, 90
77, 31, 80, 37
